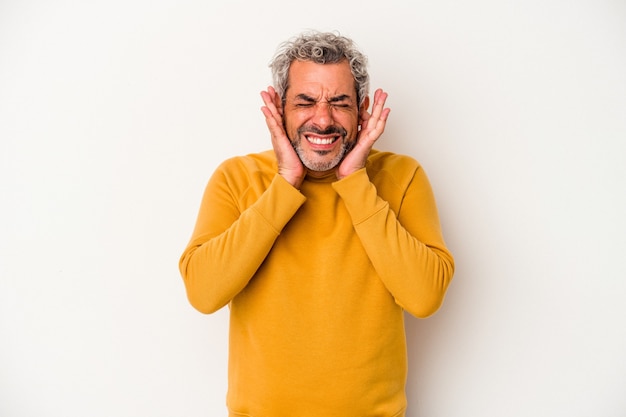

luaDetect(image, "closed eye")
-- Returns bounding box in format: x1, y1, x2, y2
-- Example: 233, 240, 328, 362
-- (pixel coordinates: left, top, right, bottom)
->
290, 94, 355, 110
327, 94, 355, 110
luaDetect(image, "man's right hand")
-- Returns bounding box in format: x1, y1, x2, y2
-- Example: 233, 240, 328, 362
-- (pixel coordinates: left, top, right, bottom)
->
260, 87, 305, 189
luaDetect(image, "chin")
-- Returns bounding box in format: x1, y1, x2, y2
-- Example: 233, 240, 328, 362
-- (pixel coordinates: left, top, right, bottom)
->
291, 134, 355, 173
301, 157, 336, 172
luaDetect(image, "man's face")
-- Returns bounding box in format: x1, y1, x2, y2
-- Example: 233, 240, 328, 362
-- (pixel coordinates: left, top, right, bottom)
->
280, 60, 366, 175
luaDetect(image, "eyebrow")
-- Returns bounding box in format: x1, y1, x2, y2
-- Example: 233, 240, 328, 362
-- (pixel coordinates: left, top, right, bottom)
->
293, 93, 354, 104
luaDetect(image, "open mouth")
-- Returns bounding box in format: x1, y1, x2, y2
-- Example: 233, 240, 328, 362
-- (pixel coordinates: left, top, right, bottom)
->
305, 135, 340, 145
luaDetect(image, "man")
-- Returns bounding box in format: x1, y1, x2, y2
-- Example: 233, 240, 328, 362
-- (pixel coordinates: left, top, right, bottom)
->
179, 31, 454, 417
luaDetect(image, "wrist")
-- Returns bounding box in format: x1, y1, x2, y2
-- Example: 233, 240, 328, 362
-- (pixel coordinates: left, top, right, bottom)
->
279, 170, 304, 189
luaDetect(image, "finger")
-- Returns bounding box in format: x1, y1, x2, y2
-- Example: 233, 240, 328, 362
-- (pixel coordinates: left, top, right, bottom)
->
370, 89, 389, 120
369, 90, 390, 128
367, 107, 390, 139
260, 90, 278, 114
358, 90, 390, 143
264, 86, 284, 116
260, 90, 283, 128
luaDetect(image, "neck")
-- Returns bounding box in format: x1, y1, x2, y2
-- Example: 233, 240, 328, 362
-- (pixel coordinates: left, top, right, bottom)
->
306, 168, 337, 181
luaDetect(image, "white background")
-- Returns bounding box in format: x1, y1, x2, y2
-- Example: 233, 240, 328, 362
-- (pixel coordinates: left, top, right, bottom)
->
1, 0, 625, 416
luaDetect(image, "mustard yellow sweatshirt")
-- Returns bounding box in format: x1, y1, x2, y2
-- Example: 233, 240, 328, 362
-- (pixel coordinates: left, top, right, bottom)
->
179, 149, 454, 417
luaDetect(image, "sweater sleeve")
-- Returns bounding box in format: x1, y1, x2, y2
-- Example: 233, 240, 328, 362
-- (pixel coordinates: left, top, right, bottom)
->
179, 168, 306, 314
332, 167, 455, 318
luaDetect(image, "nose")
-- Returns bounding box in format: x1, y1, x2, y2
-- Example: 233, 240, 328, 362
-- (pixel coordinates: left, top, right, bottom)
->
311, 102, 333, 129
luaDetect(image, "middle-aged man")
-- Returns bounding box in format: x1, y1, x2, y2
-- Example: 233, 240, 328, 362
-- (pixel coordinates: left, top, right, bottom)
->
179, 30, 455, 417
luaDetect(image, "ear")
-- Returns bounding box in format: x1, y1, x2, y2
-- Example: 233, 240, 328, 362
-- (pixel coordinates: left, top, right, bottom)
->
274, 89, 284, 116
358, 96, 370, 124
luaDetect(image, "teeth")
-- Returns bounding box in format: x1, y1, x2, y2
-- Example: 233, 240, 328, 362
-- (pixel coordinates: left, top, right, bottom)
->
307, 136, 335, 145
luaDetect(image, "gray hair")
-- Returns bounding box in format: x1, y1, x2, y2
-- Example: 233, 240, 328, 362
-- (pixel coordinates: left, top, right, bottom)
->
269, 31, 370, 106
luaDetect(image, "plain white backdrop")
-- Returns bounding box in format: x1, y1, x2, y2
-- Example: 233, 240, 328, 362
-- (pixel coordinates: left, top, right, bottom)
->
1, 0, 625, 416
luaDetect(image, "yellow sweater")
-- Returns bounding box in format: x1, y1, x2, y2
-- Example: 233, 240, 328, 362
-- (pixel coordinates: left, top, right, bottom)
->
179, 149, 454, 417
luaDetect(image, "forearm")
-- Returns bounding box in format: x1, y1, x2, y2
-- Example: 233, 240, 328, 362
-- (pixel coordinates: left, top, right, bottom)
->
179, 174, 306, 313
333, 168, 454, 318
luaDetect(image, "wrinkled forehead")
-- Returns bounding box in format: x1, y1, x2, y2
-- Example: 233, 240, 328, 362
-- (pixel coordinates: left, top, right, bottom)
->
285, 60, 357, 102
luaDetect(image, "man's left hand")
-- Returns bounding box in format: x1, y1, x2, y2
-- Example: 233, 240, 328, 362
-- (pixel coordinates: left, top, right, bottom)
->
336, 88, 391, 180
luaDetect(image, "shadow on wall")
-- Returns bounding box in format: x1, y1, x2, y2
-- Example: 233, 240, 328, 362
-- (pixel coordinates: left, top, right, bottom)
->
403, 262, 468, 414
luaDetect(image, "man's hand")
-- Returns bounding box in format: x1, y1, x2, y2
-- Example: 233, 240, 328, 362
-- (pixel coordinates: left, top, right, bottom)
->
260, 87, 306, 189
336, 88, 390, 180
